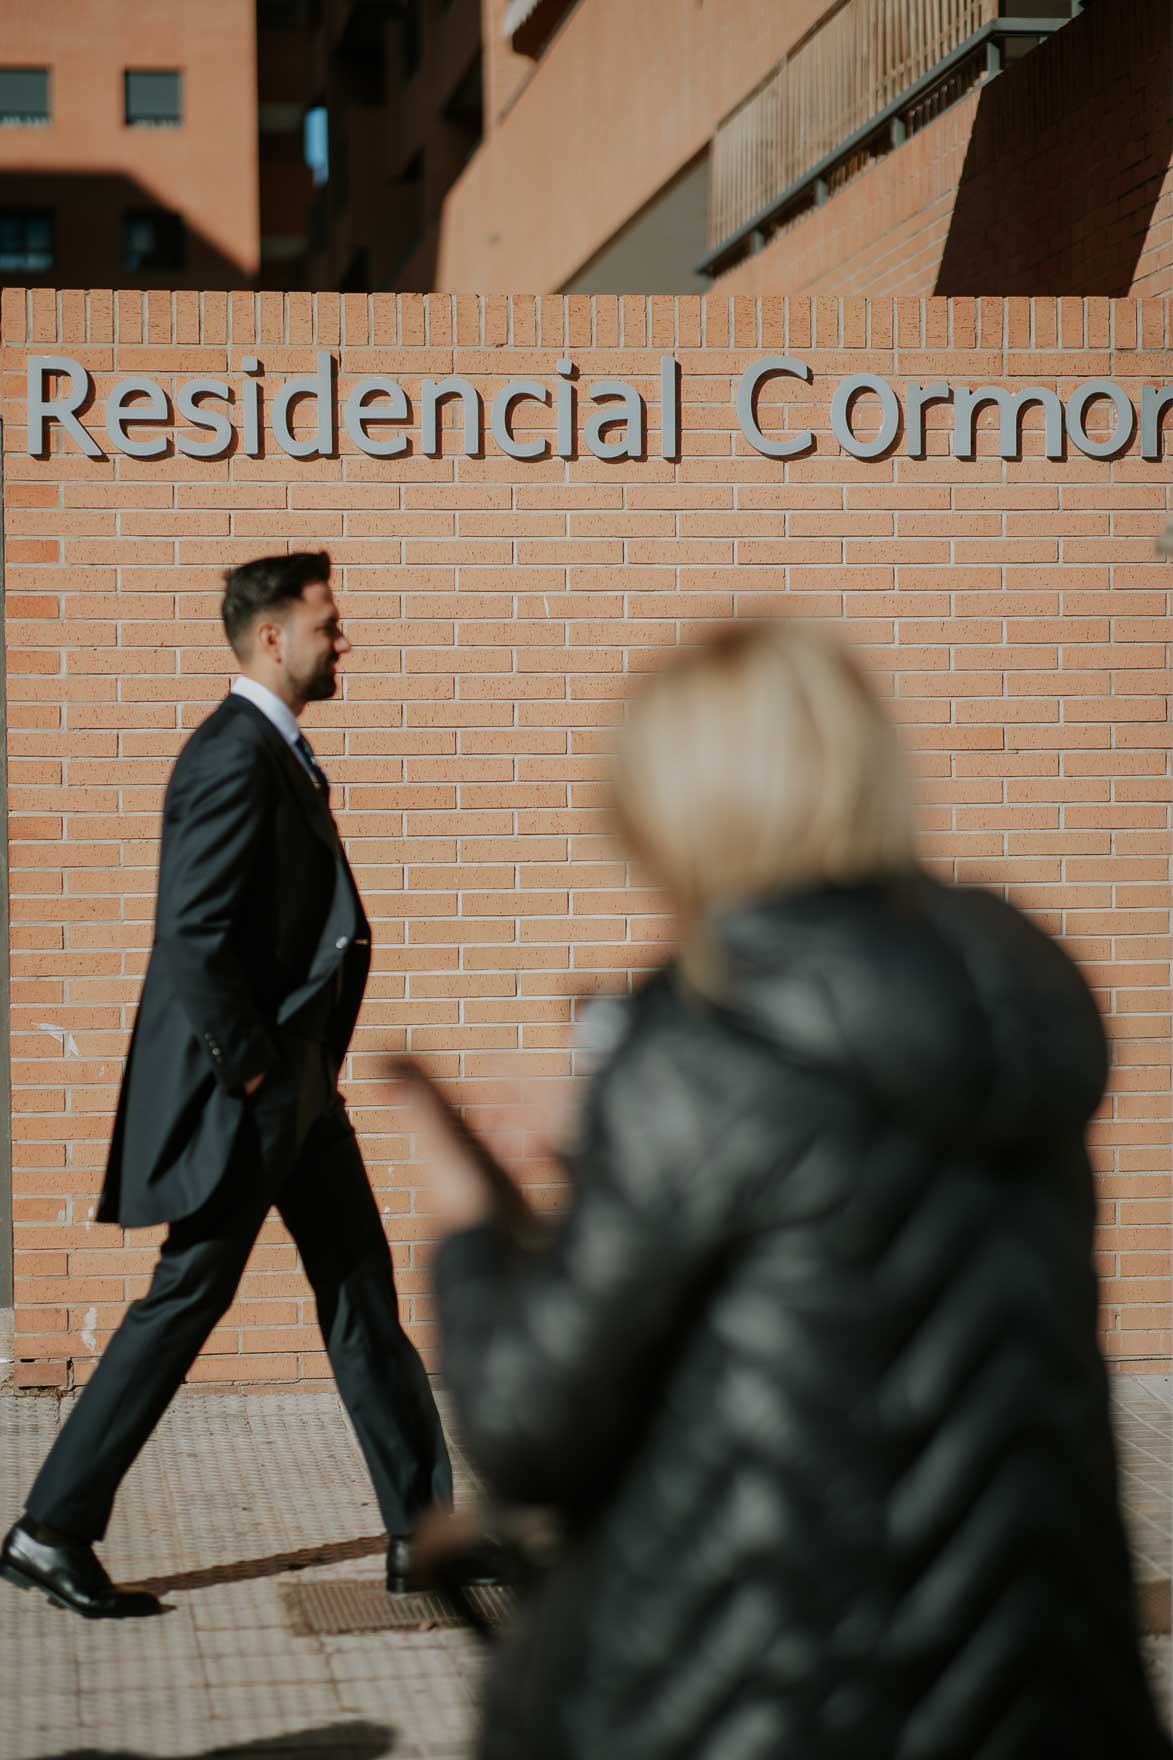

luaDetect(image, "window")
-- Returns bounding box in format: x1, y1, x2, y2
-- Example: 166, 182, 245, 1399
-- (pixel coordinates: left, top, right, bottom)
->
389, 148, 426, 268
124, 69, 182, 127
304, 104, 329, 186
123, 209, 186, 272
0, 211, 53, 272
0, 68, 50, 126
258, 0, 323, 24
336, 5, 388, 104
443, 51, 483, 174
340, 247, 369, 292
401, 0, 423, 79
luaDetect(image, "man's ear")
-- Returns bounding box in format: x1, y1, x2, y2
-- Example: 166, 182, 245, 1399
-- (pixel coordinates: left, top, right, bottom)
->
252, 615, 283, 659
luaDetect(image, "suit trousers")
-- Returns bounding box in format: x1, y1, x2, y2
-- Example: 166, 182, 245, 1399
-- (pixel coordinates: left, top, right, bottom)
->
26, 1041, 453, 1543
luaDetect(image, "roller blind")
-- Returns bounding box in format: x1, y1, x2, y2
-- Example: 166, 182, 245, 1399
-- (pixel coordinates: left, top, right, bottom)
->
0, 69, 49, 124
124, 70, 182, 126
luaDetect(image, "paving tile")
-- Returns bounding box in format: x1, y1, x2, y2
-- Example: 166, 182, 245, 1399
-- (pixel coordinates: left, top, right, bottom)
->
204, 1680, 344, 1724
1, 1376, 1168, 1755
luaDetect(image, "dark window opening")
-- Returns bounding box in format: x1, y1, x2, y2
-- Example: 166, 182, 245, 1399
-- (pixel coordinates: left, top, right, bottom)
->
309, 188, 328, 255
336, 6, 389, 105
123, 209, 186, 272
331, 113, 350, 208
389, 148, 426, 271
443, 51, 484, 184
0, 210, 53, 272
341, 246, 369, 292
400, 0, 423, 80
0, 68, 50, 126
258, 0, 322, 24
124, 69, 182, 128
445, 51, 483, 135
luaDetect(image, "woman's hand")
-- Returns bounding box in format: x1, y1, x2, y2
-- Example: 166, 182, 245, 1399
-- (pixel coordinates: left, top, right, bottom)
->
393, 1053, 577, 1239
395, 1062, 500, 1235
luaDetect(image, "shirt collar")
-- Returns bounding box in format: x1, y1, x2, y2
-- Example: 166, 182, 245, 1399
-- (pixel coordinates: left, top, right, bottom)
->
231, 675, 302, 749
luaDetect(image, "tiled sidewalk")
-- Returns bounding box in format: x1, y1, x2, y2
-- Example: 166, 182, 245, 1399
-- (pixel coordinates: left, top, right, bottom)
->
0, 1360, 1169, 1759
0, 1382, 485, 1760
1113, 1374, 1173, 1636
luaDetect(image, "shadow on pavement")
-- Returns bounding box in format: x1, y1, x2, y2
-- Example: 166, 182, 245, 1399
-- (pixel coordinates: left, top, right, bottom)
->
45, 1719, 396, 1758
126, 1534, 386, 1596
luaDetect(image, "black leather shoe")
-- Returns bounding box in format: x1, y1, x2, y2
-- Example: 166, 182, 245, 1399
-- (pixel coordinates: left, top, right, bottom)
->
0, 1520, 162, 1619
385, 1533, 415, 1595
386, 1530, 514, 1595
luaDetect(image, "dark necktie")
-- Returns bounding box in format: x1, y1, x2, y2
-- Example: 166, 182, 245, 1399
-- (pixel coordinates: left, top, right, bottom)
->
295, 733, 331, 803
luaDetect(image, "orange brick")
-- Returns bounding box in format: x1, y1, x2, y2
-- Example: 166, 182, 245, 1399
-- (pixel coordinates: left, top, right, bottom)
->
2, 290, 1169, 1382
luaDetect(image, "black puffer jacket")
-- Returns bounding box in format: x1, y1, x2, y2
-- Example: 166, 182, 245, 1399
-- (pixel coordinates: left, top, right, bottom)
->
435, 876, 1170, 1760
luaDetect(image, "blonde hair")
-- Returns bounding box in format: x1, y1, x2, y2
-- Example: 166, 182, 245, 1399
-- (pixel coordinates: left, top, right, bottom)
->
611, 620, 917, 927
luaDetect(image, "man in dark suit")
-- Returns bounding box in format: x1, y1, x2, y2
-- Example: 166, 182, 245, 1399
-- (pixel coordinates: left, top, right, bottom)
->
1, 552, 453, 1617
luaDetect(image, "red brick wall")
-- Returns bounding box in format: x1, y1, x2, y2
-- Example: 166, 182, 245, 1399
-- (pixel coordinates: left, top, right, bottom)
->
720, 0, 1173, 302
1, 289, 1170, 1388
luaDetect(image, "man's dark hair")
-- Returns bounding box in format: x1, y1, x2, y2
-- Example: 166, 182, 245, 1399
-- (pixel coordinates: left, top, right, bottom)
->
221, 552, 332, 654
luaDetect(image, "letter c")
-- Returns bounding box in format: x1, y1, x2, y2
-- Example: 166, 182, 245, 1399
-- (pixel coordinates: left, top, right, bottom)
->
736, 356, 814, 459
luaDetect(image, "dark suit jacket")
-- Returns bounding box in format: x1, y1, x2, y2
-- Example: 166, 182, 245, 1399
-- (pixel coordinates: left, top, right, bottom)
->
99, 693, 372, 1228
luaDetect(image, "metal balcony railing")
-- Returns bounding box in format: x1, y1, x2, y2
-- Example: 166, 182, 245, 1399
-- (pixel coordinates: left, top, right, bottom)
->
704, 0, 1075, 274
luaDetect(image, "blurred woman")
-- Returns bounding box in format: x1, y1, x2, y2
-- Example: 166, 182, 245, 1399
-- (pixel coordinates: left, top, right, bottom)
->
410, 621, 1170, 1760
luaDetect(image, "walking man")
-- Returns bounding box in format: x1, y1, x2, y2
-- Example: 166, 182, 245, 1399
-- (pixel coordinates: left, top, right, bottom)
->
2, 552, 453, 1617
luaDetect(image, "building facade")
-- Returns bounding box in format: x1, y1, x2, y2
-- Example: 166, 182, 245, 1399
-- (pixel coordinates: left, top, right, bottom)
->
0, 0, 261, 290
257, 0, 487, 293
2, 2, 1167, 300
432, 0, 1169, 299
247, 0, 1171, 300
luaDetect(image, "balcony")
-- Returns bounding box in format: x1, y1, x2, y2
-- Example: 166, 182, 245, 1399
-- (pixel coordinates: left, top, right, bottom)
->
703, 0, 1080, 276
501, 0, 580, 60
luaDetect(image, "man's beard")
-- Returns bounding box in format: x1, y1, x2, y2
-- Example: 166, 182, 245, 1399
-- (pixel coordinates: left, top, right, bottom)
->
301, 660, 338, 702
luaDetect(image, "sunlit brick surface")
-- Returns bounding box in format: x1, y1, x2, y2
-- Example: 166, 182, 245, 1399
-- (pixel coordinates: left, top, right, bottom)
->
1, 290, 1169, 1386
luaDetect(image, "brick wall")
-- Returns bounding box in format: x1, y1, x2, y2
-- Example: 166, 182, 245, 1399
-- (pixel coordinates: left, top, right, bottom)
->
720, 0, 1173, 302
1, 289, 1170, 1388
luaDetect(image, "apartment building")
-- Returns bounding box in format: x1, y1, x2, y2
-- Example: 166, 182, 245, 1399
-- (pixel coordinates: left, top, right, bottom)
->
257, 0, 486, 291
0, 0, 485, 294
2, 2, 1165, 298
287, 0, 1168, 299
0, 0, 260, 289
440, 0, 1168, 297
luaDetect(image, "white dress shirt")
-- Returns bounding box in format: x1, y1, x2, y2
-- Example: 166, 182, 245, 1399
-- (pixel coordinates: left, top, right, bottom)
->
231, 675, 301, 748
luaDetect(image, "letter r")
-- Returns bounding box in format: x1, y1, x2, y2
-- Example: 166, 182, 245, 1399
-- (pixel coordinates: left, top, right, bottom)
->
26, 355, 102, 457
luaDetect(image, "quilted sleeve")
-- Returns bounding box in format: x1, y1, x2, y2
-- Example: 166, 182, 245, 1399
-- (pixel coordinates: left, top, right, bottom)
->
433, 1010, 773, 1510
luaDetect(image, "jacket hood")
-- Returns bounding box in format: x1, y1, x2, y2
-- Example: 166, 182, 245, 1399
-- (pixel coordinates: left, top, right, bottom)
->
708, 874, 1108, 1146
